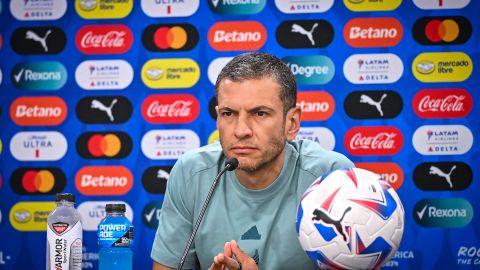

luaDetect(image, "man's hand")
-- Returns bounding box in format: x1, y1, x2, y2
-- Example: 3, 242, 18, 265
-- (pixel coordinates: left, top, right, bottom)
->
209, 240, 258, 270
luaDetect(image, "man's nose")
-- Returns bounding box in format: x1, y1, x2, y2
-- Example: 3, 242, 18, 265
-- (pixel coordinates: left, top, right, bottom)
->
234, 114, 253, 138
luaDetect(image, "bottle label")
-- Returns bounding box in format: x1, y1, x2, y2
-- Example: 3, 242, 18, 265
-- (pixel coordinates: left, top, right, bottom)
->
98, 219, 132, 248
47, 221, 82, 270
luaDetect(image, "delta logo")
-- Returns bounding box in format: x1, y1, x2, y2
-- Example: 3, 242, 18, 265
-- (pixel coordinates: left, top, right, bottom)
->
343, 53, 403, 84
141, 0, 199, 18
75, 59, 134, 90
9, 201, 56, 231
296, 127, 335, 151
283, 55, 334, 85
209, 0, 266, 15
413, 88, 472, 119
414, 198, 473, 228
412, 52, 472, 82
208, 21, 267, 51
344, 90, 403, 119
142, 58, 200, 89
142, 24, 199, 52
10, 0, 67, 21
142, 94, 199, 124
10, 167, 66, 195
142, 166, 172, 194
274, 0, 334, 13
344, 17, 403, 47
76, 96, 133, 124
75, 25, 133, 54
412, 0, 470, 10
412, 125, 473, 155
10, 96, 67, 126
141, 129, 200, 160
413, 162, 472, 191
413, 16, 472, 45
11, 61, 67, 90
75, 166, 133, 196
355, 162, 404, 190
345, 126, 404, 156
10, 131, 67, 161
11, 27, 67, 55
75, 0, 133, 19
76, 132, 132, 159
276, 20, 334, 49
296, 91, 334, 121
344, 0, 401, 11
77, 201, 133, 231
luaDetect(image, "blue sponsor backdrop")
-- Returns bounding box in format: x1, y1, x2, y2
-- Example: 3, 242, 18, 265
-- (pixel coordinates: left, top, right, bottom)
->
0, 1, 479, 269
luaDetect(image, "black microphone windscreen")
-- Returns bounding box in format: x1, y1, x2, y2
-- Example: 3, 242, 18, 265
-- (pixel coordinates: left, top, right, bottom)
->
225, 158, 239, 171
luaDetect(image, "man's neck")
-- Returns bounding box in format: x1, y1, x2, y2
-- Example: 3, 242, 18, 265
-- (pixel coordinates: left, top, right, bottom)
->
235, 150, 286, 190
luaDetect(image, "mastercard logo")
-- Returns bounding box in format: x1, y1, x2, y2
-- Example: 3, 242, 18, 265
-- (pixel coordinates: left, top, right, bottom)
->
413, 16, 471, 45
142, 24, 199, 52
10, 167, 66, 195
76, 132, 132, 159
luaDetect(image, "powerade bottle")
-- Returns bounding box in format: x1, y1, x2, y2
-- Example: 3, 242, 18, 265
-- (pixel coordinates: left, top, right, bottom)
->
46, 193, 83, 270
98, 203, 133, 270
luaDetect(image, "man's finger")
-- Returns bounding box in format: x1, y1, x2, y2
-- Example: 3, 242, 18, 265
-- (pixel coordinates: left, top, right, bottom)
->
209, 253, 225, 270
230, 240, 249, 262
219, 255, 241, 270
223, 241, 233, 258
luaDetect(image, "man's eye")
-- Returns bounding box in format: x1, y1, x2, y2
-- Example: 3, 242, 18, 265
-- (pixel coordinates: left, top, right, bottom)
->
221, 111, 233, 117
256, 111, 267, 117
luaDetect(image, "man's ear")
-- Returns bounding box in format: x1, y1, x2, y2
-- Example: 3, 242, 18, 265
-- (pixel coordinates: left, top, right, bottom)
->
215, 105, 220, 129
286, 107, 301, 141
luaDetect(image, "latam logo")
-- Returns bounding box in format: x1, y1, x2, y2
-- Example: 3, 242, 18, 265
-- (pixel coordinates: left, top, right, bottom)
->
283, 55, 334, 85
77, 201, 133, 231
274, 0, 334, 13
276, 20, 333, 49
141, 58, 200, 89
11, 61, 67, 90
10, 131, 67, 161
141, 0, 199, 17
343, 53, 403, 84
208, 57, 233, 85
10, 0, 67, 21
75, 25, 133, 54
10, 96, 67, 126
142, 166, 172, 194
75, 0, 133, 19
142, 201, 164, 229
413, 16, 472, 45
412, 88, 472, 118
344, 0, 401, 11
412, 0, 470, 10
355, 162, 404, 190
344, 126, 404, 156
142, 94, 199, 124
344, 90, 403, 119
9, 202, 56, 231
412, 125, 473, 155
414, 198, 472, 227
343, 17, 403, 47
209, 0, 266, 15
75, 60, 133, 90
413, 162, 472, 191
75, 166, 133, 196
296, 127, 335, 151
142, 24, 199, 52
76, 96, 132, 124
297, 91, 334, 121
11, 27, 66, 54
10, 167, 66, 195
412, 52, 472, 82
141, 129, 200, 160
208, 21, 267, 51
76, 132, 132, 159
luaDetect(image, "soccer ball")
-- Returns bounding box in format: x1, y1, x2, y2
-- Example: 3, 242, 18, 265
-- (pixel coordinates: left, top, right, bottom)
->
296, 168, 404, 270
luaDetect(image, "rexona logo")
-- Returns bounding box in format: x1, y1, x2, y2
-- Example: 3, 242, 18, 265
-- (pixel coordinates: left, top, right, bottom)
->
412, 125, 473, 155
297, 91, 334, 121
11, 27, 66, 54
208, 57, 233, 85
274, 0, 334, 13
142, 166, 172, 194
412, 0, 470, 10
344, 90, 403, 119
142, 24, 199, 52
414, 198, 473, 227
345, 126, 403, 156
141, 0, 199, 17
276, 20, 333, 49
208, 21, 267, 51
344, 0, 401, 11
343, 53, 403, 84
9, 201, 56, 231
77, 201, 133, 231
344, 17, 403, 47
75, 0, 133, 19
142, 201, 164, 229
11, 61, 67, 90
10, 0, 67, 20
76, 96, 132, 124
283, 56, 334, 85
142, 94, 199, 124
413, 162, 472, 191
413, 88, 472, 119
75, 166, 133, 196
141, 129, 200, 160
413, 16, 472, 45
296, 127, 335, 151
412, 52, 472, 82
10, 131, 67, 161
75, 25, 133, 54
209, 0, 266, 15
76, 132, 132, 159
141, 58, 200, 89
10, 167, 66, 195
75, 60, 133, 90
10, 96, 67, 126
355, 162, 404, 190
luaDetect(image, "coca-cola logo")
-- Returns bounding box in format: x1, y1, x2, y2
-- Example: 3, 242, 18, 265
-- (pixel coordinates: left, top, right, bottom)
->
142, 94, 199, 124
75, 24, 133, 54
413, 88, 472, 118
344, 126, 403, 156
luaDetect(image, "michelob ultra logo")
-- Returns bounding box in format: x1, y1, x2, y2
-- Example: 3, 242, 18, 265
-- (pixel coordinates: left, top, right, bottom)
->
274, 0, 334, 13
344, 0, 401, 11
208, 21, 267, 51
355, 162, 404, 190
10, 0, 67, 21
75, 0, 133, 19
9, 202, 56, 231
412, 52, 472, 82
412, 125, 473, 155
142, 58, 200, 88
414, 198, 473, 227
77, 201, 133, 231
75, 60, 134, 90
209, 0, 266, 15
11, 61, 67, 90
296, 127, 335, 151
141, 0, 199, 17
10, 167, 66, 195
75, 166, 133, 196
343, 17, 403, 47
10, 96, 67, 126
283, 56, 334, 85
296, 91, 335, 121
10, 131, 68, 161
141, 129, 200, 160
412, 0, 470, 10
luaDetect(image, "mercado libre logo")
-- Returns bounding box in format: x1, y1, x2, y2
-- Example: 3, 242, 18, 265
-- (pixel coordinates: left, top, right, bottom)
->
412, 52, 472, 82
10, 0, 67, 21
77, 201, 133, 231
412, 125, 473, 156
343, 17, 403, 48
142, 166, 172, 194
10, 96, 67, 126
142, 201, 164, 229
75, 24, 133, 54
9, 202, 56, 231
10, 131, 67, 161
10, 167, 66, 195
76, 132, 132, 159
276, 20, 334, 49
208, 21, 267, 51
142, 24, 199, 52
75, 0, 133, 19
283, 55, 334, 85
208, 0, 266, 15
75, 166, 133, 196
344, 126, 404, 156
413, 16, 472, 45
344, 0, 401, 11
76, 96, 133, 124
412, 88, 472, 119
355, 162, 404, 190
11, 27, 66, 55
274, 0, 334, 13
141, 58, 200, 89
413, 162, 472, 191
344, 90, 403, 119
141, 0, 199, 18
11, 61, 67, 90
414, 198, 473, 227
142, 94, 200, 124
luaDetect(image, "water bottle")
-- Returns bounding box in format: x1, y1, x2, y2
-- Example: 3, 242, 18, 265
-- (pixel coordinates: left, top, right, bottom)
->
98, 203, 133, 270
46, 193, 83, 270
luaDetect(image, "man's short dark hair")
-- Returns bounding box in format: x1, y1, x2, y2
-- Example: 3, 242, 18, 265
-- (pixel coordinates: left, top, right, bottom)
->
215, 52, 297, 114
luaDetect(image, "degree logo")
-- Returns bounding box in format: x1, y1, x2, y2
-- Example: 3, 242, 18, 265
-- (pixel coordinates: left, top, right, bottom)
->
141, 0, 199, 17
141, 58, 200, 89
344, 0, 401, 11
355, 162, 404, 190
10, 96, 67, 126
75, 0, 133, 19
9, 202, 56, 231
76, 132, 132, 159
76, 96, 132, 124
208, 21, 267, 51
296, 91, 335, 121
413, 16, 471, 45
344, 17, 403, 47
283, 55, 334, 85
142, 166, 172, 194
10, 0, 67, 21
412, 52, 472, 82
209, 0, 266, 15
276, 20, 333, 49
142, 24, 199, 52
75, 166, 133, 196
11, 27, 66, 55
10, 167, 66, 195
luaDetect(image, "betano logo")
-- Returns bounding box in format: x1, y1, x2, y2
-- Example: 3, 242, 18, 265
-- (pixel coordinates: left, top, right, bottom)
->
413, 16, 471, 45
141, 129, 200, 160
9, 201, 56, 231
77, 201, 133, 231
75, 166, 133, 196
76, 132, 132, 159
75, 0, 133, 19
11, 61, 67, 90
413, 88, 472, 119
412, 0, 470, 10
142, 24, 199, 52
296, 127, 335, 151
344, 0, 401, 11
412, 52, 472, 82
296, 91, 334, 121
209, 0, 266, 15
208, 21, 267, 51
142, 94, 200, 124
10, 167, 66, 195
10, 96, 67, 126
274, 0, 334, 13
10, 0, 67, 21
344, 17, 403, 47
10, 131, 67, 161
141, 58, 200, 88
283, 55, 334, 85
412, 125, 473, 155
414, 198, 472, 227
355, 162, 404, 190
141, 0, 199, 18
75, 60, 134, 90
76, 24, 133, 54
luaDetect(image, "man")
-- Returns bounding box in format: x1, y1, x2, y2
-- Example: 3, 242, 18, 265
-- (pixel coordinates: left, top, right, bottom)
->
151, 52, 354, 270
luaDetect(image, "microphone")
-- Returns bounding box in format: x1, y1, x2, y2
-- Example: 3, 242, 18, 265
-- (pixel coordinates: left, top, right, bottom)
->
177, 157, 239, 270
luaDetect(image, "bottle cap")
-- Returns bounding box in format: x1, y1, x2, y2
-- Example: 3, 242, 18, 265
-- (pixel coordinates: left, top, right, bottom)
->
105, 203, 126, 213
56, 193, 75, 202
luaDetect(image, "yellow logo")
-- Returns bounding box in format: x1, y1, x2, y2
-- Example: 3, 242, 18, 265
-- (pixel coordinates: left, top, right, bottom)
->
10, 202, 56, 231
344, 0, 401, 11
142, 58, 200, 89
75, 0, 133, 19
0, 139, 2, 155
208, 130, 220, 145
412, 52, 473, 82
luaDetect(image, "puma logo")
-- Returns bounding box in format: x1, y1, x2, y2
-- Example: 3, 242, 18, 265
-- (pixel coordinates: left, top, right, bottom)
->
360, 93, 387, 116
291, 23, 318, 45
91, 99, 118, 122
429, 165, 456, 188
312, 207, 351, 241
156, 169, 170, 180
26, 29, 52, 52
